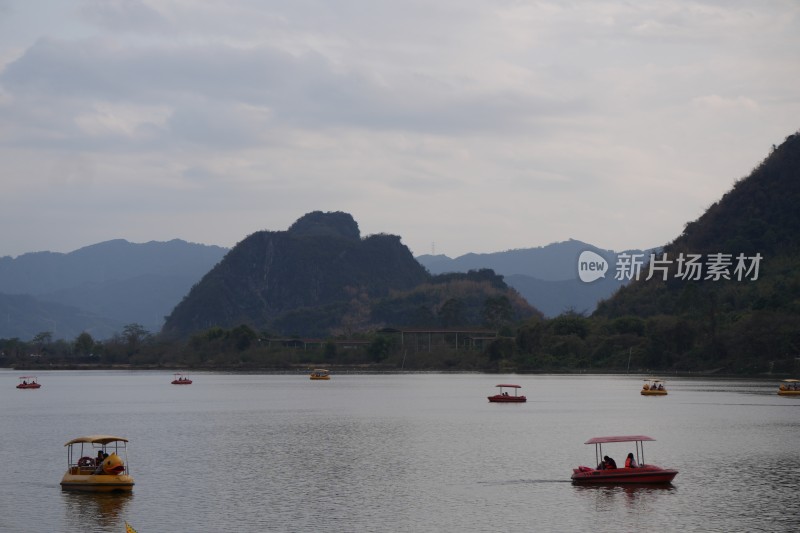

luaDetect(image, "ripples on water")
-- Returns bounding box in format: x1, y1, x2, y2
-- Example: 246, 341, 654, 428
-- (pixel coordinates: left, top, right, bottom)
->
0, 371, 797, 532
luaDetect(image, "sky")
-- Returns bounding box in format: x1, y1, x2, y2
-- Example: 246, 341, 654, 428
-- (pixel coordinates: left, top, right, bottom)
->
1, 1, 798, 259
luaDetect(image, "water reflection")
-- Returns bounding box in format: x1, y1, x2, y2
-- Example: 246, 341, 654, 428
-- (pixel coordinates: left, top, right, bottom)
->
573, 483, 677, 515
60, 491, 132, 532
2, 372, 799, 531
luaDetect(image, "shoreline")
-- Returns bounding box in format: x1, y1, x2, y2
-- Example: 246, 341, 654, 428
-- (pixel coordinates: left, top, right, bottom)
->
2, 364, 791, 379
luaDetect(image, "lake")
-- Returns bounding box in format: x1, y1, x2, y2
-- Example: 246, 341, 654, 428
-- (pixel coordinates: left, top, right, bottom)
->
1, 370, 797, 532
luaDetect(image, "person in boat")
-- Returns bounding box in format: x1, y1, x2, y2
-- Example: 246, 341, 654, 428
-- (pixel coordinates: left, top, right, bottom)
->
22, 380, 27, 385
642, 383, 649, 390
625, 453, 638, 468
603, 455, 617, 469
657, 383, 664, 390
93, 452, 109, 474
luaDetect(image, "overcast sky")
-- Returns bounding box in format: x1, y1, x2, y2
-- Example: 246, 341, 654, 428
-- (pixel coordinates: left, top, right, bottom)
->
1, 1, 798, 259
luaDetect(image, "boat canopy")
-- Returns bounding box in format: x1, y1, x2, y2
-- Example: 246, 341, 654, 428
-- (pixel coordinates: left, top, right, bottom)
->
585, 435, 655, 445
64, 435, 129, 446
18, 375, 38, 379
782, 379, 800, 383
495, 384, 521, 388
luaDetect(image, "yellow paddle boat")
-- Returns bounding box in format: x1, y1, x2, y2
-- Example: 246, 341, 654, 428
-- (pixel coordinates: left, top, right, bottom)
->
778, 379, 800, 396
641, 379, 667, 396
60, 435, 134, 492
310, 369, 330, 380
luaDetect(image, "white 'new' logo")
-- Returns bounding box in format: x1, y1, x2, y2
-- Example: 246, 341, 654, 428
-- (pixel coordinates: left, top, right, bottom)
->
578, 251, 608, 283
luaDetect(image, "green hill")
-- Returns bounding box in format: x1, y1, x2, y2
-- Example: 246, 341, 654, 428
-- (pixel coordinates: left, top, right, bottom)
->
593, 130, 800, 372
162, 211, 539, 339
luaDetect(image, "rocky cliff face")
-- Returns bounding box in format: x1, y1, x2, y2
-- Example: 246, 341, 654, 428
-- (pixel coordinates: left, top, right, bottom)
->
161, 211, 430, 338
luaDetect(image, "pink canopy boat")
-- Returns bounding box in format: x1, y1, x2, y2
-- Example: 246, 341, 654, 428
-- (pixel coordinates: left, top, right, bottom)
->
487, 384, 526, 403
571, 435, 678, 484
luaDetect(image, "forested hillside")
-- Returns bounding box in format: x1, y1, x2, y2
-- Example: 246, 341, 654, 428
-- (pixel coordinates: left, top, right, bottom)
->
587, 131, 800, 372
164, 212, 536, 338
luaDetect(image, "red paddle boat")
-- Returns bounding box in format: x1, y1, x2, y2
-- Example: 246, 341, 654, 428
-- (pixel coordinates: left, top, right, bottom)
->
488, 384, 526, 403
16, 376, 41, 389
571, 435, 678, 484
171, 373, 192, 385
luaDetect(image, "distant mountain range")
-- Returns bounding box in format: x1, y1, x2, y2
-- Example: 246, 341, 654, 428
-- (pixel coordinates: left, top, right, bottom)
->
0, 239, 227, 340
416, 239, 655, 317
0, 224, 651, 341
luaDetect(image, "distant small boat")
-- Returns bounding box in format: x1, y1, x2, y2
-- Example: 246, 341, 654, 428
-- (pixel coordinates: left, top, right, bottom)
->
778, 379, 800, 396
641, 378, 667, 396
571, 435, 678, 484
171, 373, 192, 385
16, 376, 41, 389
310, 369, 330, 380
60, 435, 134, 492
488, 384, 526, 403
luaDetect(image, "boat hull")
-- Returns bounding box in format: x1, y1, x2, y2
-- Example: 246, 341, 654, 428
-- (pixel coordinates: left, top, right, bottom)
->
571, 465, 677, 484
16, 384, 41, 389
61, 472, 134, 492
310, 376, 330, 380
488, 395, 526, 403
778, 390, 800, 396
171, 380, 192, 384
641, 390, 667, 396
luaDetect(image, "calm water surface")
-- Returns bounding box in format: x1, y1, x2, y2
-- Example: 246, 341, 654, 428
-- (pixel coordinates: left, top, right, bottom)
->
1, 371, 797, 532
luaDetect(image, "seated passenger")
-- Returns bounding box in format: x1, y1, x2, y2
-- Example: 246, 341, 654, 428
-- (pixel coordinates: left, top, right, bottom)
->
603, 455, 617, 469
625, 452, 638, 468
93, 453, 109, 474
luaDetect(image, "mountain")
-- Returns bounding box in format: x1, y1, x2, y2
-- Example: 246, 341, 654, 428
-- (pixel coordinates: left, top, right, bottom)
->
0, 239, 227, 340
0, 293, 121, 341
162, 212, 430, 338
593, 130, 800, 372
419, 239, 601, 280
416, 240, 654, 317
162, 211, 539, 338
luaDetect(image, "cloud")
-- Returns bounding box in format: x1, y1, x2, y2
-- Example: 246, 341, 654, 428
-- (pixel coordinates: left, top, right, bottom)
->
0, 0, 798, 258
692, 94, 759, 111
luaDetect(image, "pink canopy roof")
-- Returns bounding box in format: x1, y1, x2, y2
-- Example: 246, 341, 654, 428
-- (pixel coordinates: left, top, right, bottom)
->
584, 435, 655, 444
495, 384, 522, 388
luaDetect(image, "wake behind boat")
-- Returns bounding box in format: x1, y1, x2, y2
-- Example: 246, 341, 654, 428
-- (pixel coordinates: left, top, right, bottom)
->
571, 435, 677, 484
